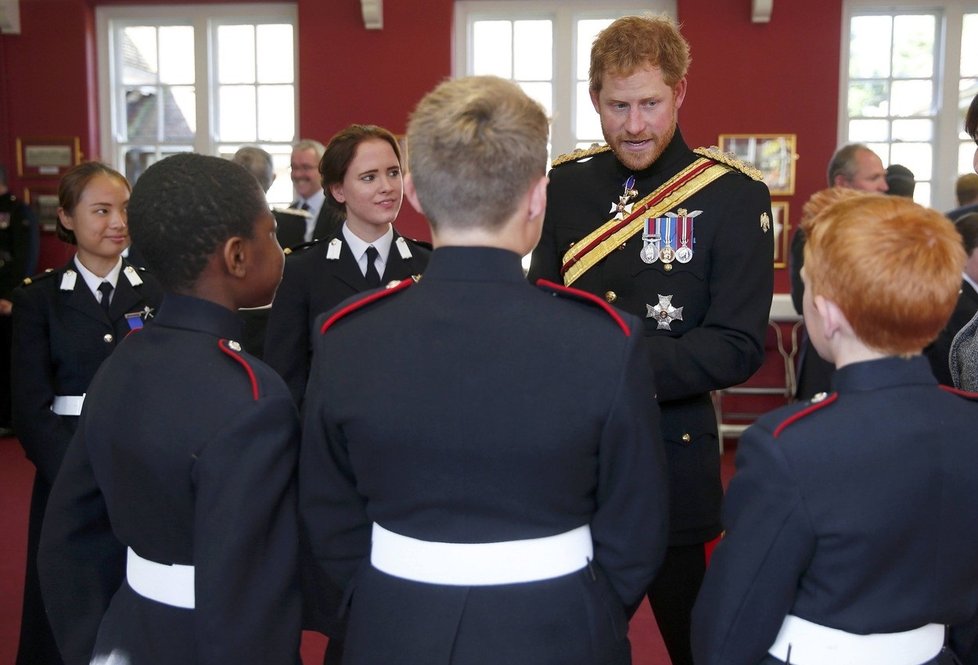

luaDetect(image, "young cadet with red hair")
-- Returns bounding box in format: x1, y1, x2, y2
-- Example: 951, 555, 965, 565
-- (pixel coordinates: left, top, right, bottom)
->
692, 195, 978, 665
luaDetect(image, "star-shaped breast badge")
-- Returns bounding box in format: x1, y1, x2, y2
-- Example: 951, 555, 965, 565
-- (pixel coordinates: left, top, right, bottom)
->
646, 294, 684, 330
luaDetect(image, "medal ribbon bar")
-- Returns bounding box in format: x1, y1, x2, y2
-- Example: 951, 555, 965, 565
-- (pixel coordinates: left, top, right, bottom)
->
560, 158, 731, 286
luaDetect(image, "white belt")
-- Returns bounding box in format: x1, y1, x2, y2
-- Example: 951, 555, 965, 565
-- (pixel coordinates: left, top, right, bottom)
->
51, 394, 85, 416
126, 547, 195, 609
370, 523, 593, 586
768, 614, 943, 665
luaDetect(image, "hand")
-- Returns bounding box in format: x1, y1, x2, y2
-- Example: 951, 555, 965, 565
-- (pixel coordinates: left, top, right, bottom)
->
0, 299, 12, 316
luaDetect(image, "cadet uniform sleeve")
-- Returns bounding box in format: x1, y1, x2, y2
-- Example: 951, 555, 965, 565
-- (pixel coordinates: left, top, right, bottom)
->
264, 260, 313, 407
592, 323, 669, 608
11, 285, 76, 483
299, 331, 373, 591
691, 422, 815, 665
645, 179, 774, 401
192, 391, 301, 664
38, 417, 126, 665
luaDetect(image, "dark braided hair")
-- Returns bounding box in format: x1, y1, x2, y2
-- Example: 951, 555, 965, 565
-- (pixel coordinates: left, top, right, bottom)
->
128, 153, 267, 292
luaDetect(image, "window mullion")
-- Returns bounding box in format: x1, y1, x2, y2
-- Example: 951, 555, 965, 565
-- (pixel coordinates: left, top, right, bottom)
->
195, 15, 212, 156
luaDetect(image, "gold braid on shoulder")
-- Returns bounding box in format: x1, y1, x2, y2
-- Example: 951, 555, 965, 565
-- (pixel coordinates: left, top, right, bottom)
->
551, 144, 612, 167
694, 146, 764, 181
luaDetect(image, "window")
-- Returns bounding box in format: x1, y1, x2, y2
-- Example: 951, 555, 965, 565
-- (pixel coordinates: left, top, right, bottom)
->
841, 1, 977, 209
97, 4, 297, 206
454, 1, 675, 160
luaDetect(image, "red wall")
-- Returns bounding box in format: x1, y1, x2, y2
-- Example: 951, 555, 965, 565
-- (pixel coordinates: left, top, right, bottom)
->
1, 0, 843, 290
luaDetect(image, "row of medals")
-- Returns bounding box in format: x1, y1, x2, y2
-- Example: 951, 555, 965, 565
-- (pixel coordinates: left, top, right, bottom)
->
612, 176, 693, 265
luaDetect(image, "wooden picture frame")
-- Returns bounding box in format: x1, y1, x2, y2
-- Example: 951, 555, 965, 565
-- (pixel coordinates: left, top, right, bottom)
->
16, 136, 81, 178
771, 201, 789, 268
718, 134, 797, 196
23, 185, 61, 232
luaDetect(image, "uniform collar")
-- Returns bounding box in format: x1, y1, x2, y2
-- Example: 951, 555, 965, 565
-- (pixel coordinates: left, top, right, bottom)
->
831, 355, 937, 394
152, 293, 244, 341
423, 246, 525, 283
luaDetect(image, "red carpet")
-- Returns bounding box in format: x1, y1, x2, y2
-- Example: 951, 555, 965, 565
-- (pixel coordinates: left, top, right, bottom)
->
2, 435, 737, 664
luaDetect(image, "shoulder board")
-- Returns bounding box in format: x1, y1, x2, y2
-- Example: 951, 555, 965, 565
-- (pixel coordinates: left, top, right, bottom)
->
535, 278, 630, 336
21, 268, 56, 286
551, 144, 611, 167
773, 392, 838, 438
940, 385, 978, 400
405, 237, 433, 251
273, 206, 313, 219
694, 146, 765, 181
283, 238, 321, 257
320, 278, 414, 335
217, 338, 260, 401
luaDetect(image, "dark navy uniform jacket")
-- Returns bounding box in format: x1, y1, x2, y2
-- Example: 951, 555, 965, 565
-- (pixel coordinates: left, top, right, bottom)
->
529, 130, 773, 545
38, 294, 301, 665
12, 258, 163, 484
691, 356, 978, 665
300, 246, 669, 665
264, 226, 430, 407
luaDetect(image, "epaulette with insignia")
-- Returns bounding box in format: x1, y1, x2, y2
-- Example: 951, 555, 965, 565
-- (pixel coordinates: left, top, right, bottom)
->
551, 144, 612, 167
217, 338, 260, 401
773, 391, 837, 438
319, 278, 414, 335
535, 278, 630, 336
939, 385, 978, 400
694, 146, 765, 182
22, 268, 56, 286
283, 238, 321, 257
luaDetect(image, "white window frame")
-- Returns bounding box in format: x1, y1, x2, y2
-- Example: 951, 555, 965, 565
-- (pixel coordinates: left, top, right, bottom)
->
96, 3, 298, 185
453, 1, 675, 159
840, 0, 973, 209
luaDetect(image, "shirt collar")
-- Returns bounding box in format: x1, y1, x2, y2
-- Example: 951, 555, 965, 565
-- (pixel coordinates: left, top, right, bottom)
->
298, 190, 326, 217
73, 255, 123, 298
342, 223, 394, 265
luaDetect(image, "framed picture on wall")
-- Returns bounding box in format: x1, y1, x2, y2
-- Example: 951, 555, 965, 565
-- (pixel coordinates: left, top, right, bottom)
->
771, 201, 789, 268
24, 186, 61, 232
16, 136, 81, 178
718, 134, 797, 196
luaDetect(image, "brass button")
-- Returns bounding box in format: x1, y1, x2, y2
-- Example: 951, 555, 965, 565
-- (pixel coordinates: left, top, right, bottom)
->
604, 291, 617, 303
228, 340, 242, 352
664, 263, 673, 272
681, 433, 692, 443
619, 243, 627, 251
103, 333, 114, 343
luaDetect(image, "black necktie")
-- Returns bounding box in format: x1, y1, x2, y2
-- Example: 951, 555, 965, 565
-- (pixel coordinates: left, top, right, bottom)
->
300, 201, 310, 212
364, 246, 381, 287
98, 281, 113, 315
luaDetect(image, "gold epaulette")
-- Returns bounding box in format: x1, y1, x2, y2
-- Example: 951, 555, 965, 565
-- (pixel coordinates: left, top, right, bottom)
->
22, 268, 55, 286
283, 238, 321, 257
694, 146, 764, 181
551, 144, 611, 167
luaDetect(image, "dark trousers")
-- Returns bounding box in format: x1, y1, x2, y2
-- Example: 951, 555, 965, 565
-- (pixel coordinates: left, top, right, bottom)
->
17, 479, 64, 665
647, 543, 707, 665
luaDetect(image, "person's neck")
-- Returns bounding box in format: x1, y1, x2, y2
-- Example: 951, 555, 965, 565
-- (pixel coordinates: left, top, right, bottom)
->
345, 218, 390, 244
75, 251, 121, 279
832, 338, 888, 370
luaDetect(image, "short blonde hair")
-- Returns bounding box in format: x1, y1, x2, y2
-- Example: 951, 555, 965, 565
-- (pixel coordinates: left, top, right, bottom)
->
802, 195, 965, 355
406, 76, 549, 231
589, 14, 690, 93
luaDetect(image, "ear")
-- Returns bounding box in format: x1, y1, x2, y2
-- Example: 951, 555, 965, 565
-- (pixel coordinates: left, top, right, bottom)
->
673, 77, 688, 110
403, 173, 424, 215
57, 208, 74, 230
527, 175, 548, 222
813, 294, 850, 340
589, 87, 601, 114
329, 182, 346, 204
832, 175, 848, 188
222, 236, 248, 278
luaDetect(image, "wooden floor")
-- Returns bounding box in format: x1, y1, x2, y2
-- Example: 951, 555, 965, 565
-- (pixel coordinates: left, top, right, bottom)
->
0, 435, 740, 665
